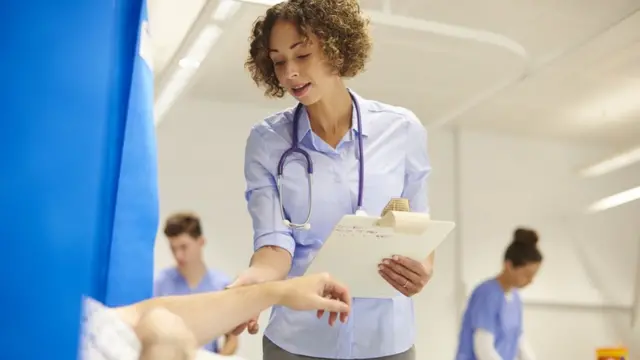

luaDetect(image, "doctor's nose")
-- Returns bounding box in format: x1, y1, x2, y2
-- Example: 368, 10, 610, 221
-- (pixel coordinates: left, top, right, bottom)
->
283, 63, 299, 79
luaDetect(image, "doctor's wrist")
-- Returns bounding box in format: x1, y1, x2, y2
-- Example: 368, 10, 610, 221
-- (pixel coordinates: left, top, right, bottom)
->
232, 266, 278, 287
248, 265, 285, 283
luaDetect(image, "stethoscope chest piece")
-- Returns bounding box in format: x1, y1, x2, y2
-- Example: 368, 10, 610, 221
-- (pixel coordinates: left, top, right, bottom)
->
277, 90, 365, 230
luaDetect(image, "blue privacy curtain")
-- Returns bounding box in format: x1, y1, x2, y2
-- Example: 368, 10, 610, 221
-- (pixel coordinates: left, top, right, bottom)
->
0, 0, 156, 359
103, 1, 159, 308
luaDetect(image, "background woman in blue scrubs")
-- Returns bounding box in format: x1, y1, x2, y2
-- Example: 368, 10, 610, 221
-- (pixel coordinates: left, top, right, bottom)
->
455, 228, 543, 360
228, 0, 434, 359
154, 212, 238, 355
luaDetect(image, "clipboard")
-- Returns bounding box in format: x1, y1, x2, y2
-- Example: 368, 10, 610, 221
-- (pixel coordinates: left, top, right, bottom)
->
305, 211, 455, 298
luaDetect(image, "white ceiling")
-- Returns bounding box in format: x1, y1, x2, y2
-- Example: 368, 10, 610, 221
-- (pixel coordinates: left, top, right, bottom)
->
148, 0, 207, 73
152, 0, 640, 147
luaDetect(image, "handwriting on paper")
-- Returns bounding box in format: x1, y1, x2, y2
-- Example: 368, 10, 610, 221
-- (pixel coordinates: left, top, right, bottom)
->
334, 224, 393, 239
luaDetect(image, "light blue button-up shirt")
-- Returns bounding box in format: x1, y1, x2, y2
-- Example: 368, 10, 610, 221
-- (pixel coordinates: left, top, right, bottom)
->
243, 91, 431, 359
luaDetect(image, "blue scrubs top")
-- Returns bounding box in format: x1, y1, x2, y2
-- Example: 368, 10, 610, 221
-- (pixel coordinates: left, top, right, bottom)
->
455, 278, 523, 360
153, 267, 231, 353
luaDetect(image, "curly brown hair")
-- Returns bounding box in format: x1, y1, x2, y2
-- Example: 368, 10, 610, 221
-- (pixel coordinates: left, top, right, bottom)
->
245, 0, 372, 98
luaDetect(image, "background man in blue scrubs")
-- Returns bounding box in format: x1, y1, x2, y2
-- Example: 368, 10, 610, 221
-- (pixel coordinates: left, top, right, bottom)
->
154, 212, 239, 355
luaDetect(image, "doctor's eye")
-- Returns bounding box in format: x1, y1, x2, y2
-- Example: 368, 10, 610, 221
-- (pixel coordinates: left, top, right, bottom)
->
297, 54, 311, 60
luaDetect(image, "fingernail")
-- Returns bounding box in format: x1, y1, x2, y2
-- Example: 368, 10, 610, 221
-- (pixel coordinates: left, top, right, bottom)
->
378, 265, 384, 270
392, 255, 399, 261
383, 259, 390, 265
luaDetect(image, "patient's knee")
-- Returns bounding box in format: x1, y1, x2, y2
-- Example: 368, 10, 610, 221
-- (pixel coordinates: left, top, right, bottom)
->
134, 307, 197, 360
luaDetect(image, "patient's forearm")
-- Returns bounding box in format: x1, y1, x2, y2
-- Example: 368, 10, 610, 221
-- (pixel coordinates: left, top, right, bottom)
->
120, 282, 283, 347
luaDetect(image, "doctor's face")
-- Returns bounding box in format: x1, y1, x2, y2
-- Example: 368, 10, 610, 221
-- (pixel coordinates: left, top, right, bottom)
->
506, 261, 540, 289
269, 20, 338, 106
168, 234, 204, 268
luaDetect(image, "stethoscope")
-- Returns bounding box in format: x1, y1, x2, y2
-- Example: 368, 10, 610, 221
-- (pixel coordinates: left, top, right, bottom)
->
277, 91, 365, 230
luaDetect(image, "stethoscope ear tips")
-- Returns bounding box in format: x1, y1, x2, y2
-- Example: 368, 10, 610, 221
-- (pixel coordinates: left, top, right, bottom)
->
302, 223, 311, 230
283, 219, 291, 227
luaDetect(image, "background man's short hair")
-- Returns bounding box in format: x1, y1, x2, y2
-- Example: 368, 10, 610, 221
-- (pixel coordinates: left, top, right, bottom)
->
163, 212, 203, 238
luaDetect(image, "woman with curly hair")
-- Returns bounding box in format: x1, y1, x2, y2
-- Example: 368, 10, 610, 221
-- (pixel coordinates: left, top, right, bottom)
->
229, 1, 433, 359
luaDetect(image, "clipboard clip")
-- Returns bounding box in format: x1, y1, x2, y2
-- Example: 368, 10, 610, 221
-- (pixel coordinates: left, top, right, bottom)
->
376, 198, 430, 235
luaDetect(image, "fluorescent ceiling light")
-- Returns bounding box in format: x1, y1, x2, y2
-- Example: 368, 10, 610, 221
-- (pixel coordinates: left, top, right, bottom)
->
178, 58, 201, 69
586, 185, 640, 213
185, 25, 222, 65
212, 0, 242, 22
580, 145, 640, 178
154, 68, 196, 124
155, 25, 223, 126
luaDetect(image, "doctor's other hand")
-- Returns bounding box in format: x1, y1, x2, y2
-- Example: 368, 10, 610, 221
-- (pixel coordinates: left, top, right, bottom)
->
227, 272, 263, 336
275, 273, 351, 326
378, 255, 433, 297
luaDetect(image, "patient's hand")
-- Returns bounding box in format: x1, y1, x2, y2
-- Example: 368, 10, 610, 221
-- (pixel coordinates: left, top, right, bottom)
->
134, 307, 198, 360
275, 273, 352, 326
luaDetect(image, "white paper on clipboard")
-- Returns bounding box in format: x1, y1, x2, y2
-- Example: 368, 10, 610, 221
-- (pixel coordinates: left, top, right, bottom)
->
305, 211, 455, 298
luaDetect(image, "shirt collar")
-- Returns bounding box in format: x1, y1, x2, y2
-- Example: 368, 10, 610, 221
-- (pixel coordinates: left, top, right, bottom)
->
295, 89, 369, 144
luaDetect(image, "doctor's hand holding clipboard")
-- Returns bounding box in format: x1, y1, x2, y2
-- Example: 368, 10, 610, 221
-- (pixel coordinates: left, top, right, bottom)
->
227, 1, 439, 359
378, 254, 434, 297
376, 198, 435, 298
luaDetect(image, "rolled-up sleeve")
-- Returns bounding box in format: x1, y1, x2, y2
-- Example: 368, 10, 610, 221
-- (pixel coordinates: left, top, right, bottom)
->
244, 127, 296, 257
401, 112, 431, 214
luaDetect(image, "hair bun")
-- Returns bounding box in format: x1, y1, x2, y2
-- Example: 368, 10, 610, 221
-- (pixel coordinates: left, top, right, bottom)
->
513, 227, 538, 246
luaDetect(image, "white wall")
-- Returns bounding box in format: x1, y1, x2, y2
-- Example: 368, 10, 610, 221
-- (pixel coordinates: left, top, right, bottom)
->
632, 244, 640, 356
155, 99, 639, 360
456, 130, 640, 359
459, 130, 640, 307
